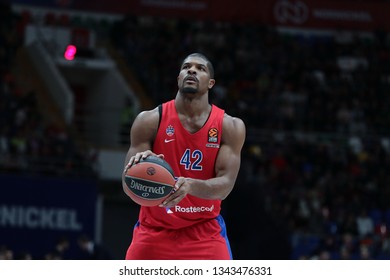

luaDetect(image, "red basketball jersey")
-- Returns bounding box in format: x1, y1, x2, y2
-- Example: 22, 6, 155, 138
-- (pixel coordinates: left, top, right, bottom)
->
138, 100, 225, 229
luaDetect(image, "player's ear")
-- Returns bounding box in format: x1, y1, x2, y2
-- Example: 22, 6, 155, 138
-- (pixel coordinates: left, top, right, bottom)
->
208, 79, 215, 89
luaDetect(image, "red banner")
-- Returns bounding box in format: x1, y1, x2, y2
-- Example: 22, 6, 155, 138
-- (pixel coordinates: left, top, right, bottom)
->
14, 0, 390, 31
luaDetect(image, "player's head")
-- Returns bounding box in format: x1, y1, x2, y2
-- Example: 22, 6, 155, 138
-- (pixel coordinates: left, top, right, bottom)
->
177, 53, 215, 95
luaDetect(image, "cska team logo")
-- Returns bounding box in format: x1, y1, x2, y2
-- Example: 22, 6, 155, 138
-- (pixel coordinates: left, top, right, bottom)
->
166, 125, 175, 136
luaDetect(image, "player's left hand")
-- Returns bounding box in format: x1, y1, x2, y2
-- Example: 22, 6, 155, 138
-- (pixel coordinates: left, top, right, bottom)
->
159, 177, 189, 208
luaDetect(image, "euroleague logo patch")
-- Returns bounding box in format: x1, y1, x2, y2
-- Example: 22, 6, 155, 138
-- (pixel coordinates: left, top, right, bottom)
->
206, 127, 220, 148
208, 128, 218, 143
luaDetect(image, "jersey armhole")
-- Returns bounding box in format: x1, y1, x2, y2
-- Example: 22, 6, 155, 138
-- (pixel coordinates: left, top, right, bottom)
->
158, 104, 162, 128
151, 104, 162, 148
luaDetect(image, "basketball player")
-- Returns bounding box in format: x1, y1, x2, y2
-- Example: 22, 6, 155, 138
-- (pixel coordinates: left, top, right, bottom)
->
122, 53, 246, 259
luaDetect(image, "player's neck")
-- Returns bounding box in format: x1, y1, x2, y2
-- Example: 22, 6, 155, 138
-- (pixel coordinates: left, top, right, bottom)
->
175, 92, 210, 117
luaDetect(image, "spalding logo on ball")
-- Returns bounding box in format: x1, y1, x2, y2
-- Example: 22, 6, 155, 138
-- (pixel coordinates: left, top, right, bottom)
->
124, 156, 175, 206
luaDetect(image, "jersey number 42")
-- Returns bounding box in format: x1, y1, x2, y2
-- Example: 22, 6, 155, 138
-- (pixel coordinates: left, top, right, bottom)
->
180, 149, 203, 171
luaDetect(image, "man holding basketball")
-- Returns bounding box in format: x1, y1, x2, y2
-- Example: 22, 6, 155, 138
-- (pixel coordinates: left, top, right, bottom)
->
122, 53, 246, 259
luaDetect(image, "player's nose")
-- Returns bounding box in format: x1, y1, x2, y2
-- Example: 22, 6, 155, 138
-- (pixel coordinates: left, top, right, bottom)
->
187, 66, 197, 74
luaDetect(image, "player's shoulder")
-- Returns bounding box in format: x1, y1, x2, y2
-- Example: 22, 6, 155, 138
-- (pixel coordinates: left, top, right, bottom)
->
134, 106, 160, 125
223, 113, 246, 133
221, 113, 246, 145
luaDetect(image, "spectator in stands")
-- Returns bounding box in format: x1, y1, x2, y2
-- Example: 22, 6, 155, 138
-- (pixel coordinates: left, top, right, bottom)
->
77, 234, 111, 260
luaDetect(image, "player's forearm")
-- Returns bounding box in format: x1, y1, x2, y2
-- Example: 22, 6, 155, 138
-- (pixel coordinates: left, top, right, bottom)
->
186, 177, 234, 200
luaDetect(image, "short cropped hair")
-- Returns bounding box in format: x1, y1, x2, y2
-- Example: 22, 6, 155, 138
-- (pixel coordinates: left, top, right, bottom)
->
183, 53, 215, 79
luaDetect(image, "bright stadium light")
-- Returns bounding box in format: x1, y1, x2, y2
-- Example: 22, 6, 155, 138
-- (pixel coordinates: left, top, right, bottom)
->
64, 44, 77, 60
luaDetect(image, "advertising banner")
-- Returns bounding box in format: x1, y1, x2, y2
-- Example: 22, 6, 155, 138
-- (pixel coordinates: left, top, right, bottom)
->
11, 0, 390, 31
269, 0, 390, 32
0, 174, 97, 259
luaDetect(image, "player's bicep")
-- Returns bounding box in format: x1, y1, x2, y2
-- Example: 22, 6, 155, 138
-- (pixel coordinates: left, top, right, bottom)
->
215, 117, 246, 193
127, 109, 159, 159
215, 144, 241, 182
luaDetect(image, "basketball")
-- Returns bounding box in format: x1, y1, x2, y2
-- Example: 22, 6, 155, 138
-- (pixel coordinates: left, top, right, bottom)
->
124, 155, 176, 206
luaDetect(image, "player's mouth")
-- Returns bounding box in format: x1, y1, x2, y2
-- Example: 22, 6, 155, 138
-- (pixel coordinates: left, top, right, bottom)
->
184, 76, 198, 84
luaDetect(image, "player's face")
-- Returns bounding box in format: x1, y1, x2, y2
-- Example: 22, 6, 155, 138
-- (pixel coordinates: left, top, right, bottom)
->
177, 56, 215, 95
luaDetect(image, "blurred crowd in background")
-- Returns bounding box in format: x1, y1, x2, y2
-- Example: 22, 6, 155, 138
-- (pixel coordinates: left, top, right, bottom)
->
1, 3, 390, 259
0, 234, 111, 260
0, 5, 96, 177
